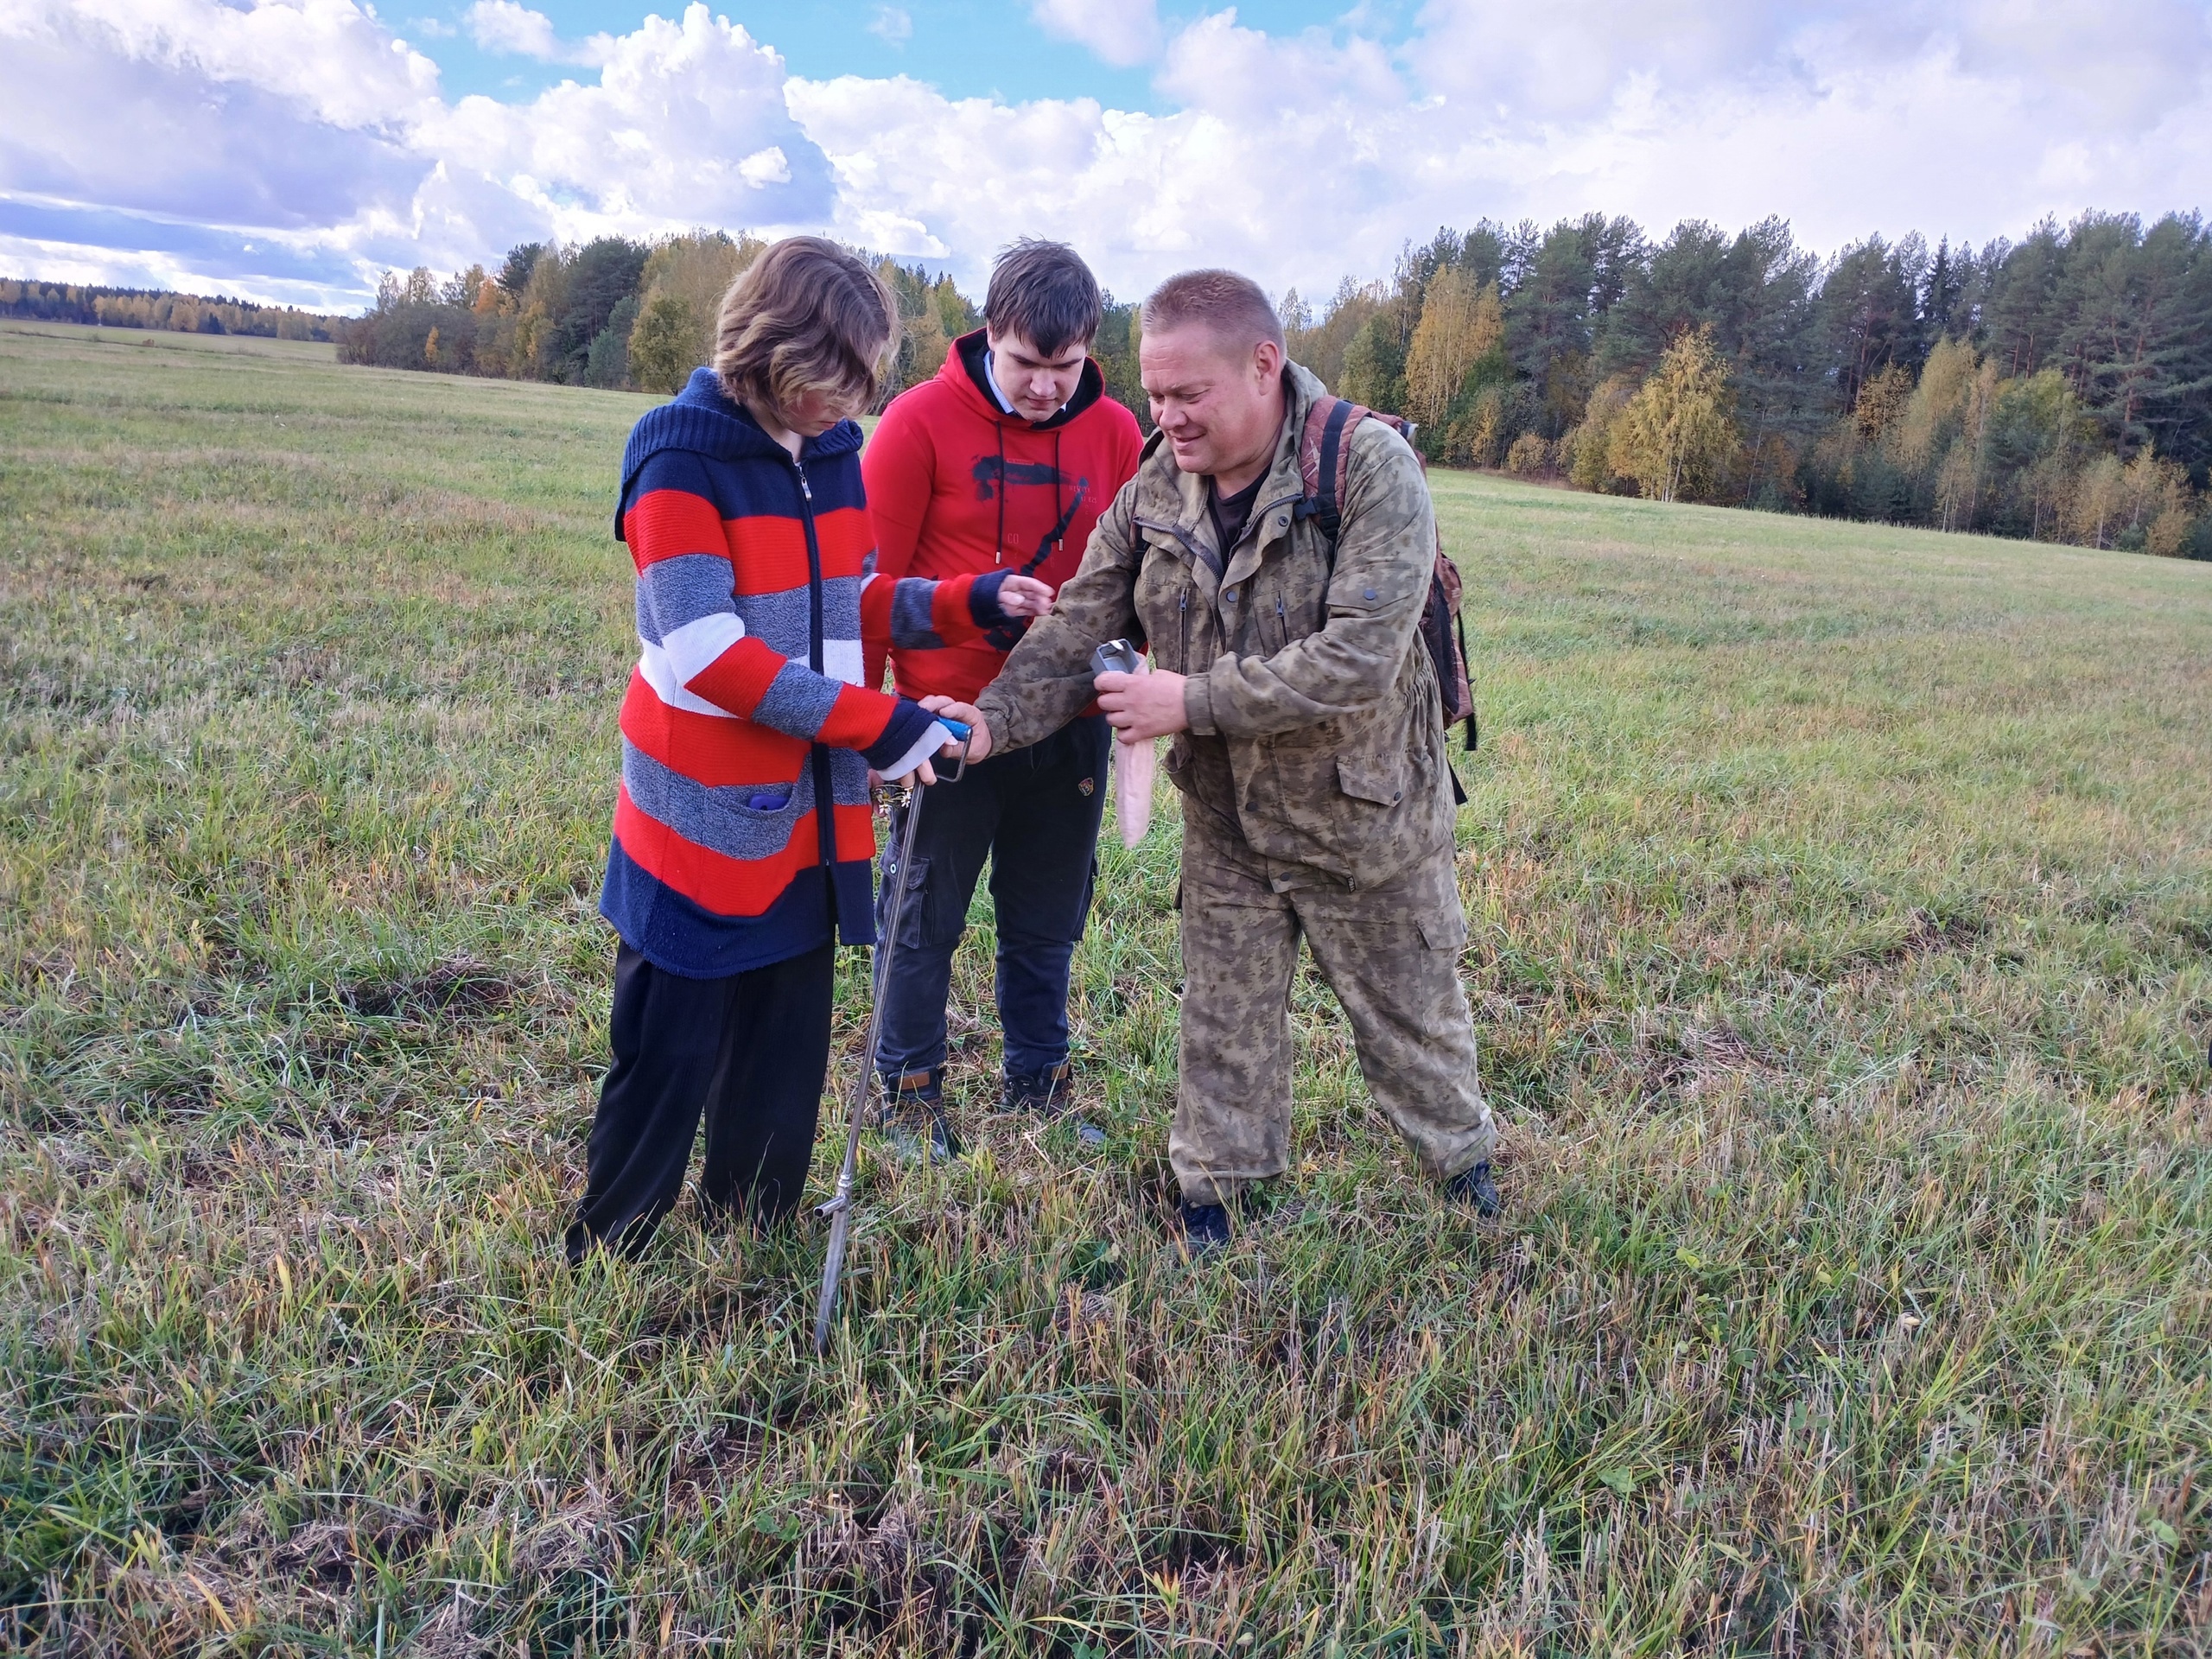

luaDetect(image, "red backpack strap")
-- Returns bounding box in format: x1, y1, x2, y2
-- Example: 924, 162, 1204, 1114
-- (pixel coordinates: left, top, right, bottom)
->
1296, 396, 1368, 549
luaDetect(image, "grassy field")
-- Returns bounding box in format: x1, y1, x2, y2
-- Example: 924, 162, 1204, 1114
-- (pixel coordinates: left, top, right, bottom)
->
3, 317, 2209, 1656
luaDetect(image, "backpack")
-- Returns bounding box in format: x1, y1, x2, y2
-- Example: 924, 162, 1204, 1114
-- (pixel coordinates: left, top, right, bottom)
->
1294, 397, 1479, 763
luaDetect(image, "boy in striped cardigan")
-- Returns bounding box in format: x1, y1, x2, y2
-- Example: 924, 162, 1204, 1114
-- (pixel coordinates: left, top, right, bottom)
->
569, 238, 1049, 1262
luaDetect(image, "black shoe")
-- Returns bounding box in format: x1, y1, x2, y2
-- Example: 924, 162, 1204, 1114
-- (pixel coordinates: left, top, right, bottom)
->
1004, 1062, 1106, 1145
1001, 1062, 1071, 1114
1176, 1198, 1232, 1255
1445, 1160, 1500, 1218
876, 1069, 961, 1164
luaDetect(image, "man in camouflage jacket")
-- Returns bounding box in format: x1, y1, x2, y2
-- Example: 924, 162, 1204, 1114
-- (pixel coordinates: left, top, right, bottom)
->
932, 269, 1497, 1244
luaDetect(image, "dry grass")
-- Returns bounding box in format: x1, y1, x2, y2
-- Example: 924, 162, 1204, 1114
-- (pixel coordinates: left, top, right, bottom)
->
3, 321, 2209, 1655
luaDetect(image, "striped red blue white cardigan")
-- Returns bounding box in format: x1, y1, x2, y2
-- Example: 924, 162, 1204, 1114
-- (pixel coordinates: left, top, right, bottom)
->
601, 367, 1016, 978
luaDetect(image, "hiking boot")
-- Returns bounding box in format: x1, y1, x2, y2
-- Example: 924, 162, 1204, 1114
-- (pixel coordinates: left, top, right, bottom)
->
875, 1069, 961, 1164
1175, 1198, 1232, 1255
1001, 1062, 1072, 1115
1004, 1062, 1107, 1146
1445, 1160, 1500, 1218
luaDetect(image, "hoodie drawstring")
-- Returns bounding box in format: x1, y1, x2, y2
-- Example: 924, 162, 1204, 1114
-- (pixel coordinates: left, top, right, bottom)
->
996, 412, 1076, 578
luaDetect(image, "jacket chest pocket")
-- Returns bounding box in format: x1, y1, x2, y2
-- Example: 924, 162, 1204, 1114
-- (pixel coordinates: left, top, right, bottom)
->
1135, 542, 1204, 674
1247, 578, 1300, 656
1247, 537, 1331, 656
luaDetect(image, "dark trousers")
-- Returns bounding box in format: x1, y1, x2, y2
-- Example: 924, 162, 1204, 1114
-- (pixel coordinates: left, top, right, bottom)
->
876, 714, 1110, 1082
567, 939, 833, 1262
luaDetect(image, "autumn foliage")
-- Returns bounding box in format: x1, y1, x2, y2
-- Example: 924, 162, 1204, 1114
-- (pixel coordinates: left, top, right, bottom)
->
1285, 211, 2212, 557
313, 204, 2209, 559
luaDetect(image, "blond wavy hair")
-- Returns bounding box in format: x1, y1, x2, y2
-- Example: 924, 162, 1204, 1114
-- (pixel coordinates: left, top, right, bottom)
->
712, 237, 898, 421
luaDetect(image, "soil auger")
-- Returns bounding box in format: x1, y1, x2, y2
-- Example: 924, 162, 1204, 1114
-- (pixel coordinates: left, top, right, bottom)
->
813, 718, 970, 1357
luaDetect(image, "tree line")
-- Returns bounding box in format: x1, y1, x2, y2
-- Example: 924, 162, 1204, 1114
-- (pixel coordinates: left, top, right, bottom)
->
0, 280, 337, 340
1288, 211, 2211, 558
335, 232, 1135, 418
337, 207, 2209, 560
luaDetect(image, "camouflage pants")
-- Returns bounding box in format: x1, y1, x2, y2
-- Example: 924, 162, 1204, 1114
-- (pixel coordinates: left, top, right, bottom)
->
1169, 813, 1495, 1205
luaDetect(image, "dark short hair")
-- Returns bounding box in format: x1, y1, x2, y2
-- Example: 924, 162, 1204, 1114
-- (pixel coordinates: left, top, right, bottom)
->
983, 238, 1103, 357
714, 236, 897, 419
1141, 269, 1286, 355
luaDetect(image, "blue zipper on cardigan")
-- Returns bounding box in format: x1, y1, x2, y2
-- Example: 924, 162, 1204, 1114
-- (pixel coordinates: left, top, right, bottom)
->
792, 454, 840, 892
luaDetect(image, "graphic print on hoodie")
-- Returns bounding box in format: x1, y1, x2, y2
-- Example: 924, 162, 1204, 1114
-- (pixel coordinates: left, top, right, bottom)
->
862, 328, 1144, 705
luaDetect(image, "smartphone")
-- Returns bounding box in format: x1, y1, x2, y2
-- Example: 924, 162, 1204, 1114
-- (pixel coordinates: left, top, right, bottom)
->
1091, 639, 1142, 677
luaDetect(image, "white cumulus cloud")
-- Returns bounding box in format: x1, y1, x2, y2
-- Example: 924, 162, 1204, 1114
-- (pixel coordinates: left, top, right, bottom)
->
0, 0, 839, 298
0, 0, 435, 270
1029, 0, 1162, 67
463, 0, 613, 65
798, 0, 2212, 297
420, 7, 836, 257
1, 0, 2207, 309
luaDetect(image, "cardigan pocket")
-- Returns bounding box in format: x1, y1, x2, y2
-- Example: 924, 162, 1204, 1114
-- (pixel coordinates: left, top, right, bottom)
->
709, 779, 810, 863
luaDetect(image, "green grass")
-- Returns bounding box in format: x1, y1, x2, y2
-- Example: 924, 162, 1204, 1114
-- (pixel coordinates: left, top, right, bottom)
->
3, 318, 2209, 1656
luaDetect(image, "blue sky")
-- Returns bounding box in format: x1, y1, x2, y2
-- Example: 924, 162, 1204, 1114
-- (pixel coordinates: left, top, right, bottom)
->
417, 1, 1399, 107
3, 0, 2208, 310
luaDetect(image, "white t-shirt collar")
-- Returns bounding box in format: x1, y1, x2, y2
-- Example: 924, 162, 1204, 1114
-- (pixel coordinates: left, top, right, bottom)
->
982, 348, 1017, 415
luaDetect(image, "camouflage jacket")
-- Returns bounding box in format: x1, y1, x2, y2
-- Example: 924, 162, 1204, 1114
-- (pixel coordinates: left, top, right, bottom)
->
974, 360, 1454, 886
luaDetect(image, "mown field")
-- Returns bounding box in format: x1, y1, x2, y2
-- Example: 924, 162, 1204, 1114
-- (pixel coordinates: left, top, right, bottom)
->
3, 317, 2209, 1656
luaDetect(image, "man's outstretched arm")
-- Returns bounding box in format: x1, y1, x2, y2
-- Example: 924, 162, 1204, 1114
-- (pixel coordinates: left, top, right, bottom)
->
970, 486, 1144, 756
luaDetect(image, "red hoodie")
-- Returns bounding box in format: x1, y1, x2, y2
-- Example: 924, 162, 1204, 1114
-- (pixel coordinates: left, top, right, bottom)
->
864, 329, 1144, 703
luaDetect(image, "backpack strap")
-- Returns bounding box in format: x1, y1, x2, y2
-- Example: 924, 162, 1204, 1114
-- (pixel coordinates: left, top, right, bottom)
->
1294, 395, 1479, 768
1295, 396, 1366, 559
1456, 606, 1478, 752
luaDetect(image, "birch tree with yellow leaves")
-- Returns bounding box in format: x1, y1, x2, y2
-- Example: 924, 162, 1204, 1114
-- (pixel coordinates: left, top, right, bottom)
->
1607, 325, 1740, 503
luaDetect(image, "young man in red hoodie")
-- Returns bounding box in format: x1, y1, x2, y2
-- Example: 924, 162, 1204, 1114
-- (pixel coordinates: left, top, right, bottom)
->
863, 239, 1143, 1153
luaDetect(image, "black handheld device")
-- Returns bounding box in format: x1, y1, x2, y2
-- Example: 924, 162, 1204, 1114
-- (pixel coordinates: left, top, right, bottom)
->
1091, 639, 1142, 677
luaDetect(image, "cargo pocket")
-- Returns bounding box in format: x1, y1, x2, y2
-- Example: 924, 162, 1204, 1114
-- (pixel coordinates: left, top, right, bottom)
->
1337, 753, 1408, 810
879, 852, 935, 949
1416, 905, 1468, 953
1161, 735, 1193, 799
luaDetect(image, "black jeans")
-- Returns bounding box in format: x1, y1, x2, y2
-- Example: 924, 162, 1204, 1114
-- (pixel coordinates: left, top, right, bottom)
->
567, 939, 834, 1262
875, 714, 1110, 1082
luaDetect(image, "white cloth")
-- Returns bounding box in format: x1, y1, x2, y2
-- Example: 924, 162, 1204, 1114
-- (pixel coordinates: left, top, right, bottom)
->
1113, 654, 1157, 849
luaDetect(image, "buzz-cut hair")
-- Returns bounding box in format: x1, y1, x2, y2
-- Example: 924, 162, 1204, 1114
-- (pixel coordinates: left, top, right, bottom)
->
984, 238, 1103, 358
1140, 269, 1286, 355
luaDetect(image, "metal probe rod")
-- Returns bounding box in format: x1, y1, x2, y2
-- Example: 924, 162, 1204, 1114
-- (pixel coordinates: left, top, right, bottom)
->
813, 720, 969, 1356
